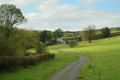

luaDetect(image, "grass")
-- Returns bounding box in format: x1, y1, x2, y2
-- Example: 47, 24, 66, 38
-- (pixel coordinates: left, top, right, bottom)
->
1, 35, 119, 80
59, 36, 120, 80
47, 43, 67, 50
26, 48, 36, 53
0, 46, 78, 80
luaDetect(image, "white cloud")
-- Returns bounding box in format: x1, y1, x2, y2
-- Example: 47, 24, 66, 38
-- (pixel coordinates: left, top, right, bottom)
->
78, 0, 103, 5
0, 0, 120, 31
21, 3, 120, 31
0, 0, 59, 8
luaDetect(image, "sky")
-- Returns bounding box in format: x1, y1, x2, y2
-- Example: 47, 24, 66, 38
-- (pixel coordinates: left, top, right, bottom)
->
0, 0, 120, 31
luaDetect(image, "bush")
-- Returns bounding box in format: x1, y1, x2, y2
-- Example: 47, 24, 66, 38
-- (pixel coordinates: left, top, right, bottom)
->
0, 53, 55, 72
101, 27, 111, 38
46, 39, 57, 45
12, 29, 39, 50
68, 40, 78, 48
36, 42, 47, 54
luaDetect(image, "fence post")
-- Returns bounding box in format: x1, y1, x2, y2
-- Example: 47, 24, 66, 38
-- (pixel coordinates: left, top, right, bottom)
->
98, 72, 101, 80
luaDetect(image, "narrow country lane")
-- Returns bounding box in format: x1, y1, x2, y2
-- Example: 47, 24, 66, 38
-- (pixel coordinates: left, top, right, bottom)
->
48, 48, 88, 80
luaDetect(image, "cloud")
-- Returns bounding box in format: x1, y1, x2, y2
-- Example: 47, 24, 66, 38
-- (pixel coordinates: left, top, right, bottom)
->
21, 3, 120, 31
1, 0, 120, 31
78, 0, 104, 5
0, 0, 59, 8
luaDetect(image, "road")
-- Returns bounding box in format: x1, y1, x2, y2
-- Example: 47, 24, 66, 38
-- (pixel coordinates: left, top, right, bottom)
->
48, 48, 88, 80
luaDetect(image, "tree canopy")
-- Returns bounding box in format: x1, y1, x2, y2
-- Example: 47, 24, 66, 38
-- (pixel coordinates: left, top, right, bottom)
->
83, 25, 96, 43
53, 28, 64, 39
101, 27, 111, 38
0, 4, 26, 39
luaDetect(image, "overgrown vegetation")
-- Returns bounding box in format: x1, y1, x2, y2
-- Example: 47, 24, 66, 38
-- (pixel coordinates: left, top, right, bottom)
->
101, 27, 111, 38
0, 49, 78, 80
0, 4, 55, 72
67, 40, 78, 48
0, 53, 55, 72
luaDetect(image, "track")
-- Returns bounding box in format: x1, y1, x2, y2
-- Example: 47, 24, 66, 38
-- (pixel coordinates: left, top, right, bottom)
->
48, 48, 88, 80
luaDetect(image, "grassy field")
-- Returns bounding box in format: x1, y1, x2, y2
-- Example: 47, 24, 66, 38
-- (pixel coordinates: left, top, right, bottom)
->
59, 36, 120, 80
0, 47, 78, 80
1, 36, 120, 80
47, 43, 67, 50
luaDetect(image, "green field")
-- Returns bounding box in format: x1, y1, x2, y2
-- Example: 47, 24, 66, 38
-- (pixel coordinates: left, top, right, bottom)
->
58, 36, 120, 80
1, 35, 120, 80
28, 35, 120, 80
0, 49, 78, 80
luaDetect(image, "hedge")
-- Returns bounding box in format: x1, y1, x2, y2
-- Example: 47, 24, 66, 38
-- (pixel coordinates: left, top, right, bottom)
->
0, 53, 55, 72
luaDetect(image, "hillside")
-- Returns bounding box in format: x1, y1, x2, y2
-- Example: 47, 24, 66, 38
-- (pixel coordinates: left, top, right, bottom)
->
60, 36, 120, 80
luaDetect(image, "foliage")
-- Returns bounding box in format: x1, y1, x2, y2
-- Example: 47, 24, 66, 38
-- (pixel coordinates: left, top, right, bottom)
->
68, 40, 78, 48
53, 28, 64, 39
36, 42, 47, 54
101, 27, 111, 38
0, 4, 26, 39
0, 49, 78, 80
46, 39, 57, 45
0, 32, 19, 56
39, 30, 52, 43
0, 4, 27, 56
13, 29, 39, 49
0, 53, 55, 72
83, 25, 96, 43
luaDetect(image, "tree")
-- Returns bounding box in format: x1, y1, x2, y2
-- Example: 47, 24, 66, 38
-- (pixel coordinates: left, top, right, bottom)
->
83, 25, 96, 43
0, 32, 18, 56
36, 42, 47, 54
53, 28, 64, 39
0, 4, 26, 39
39, 30, 52, 43
101, 27, 111, 38
68, 40, 78, 48
12, 29, 39, 49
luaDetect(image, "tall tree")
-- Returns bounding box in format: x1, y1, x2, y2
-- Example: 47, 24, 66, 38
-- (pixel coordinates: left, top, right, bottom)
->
83, 25, 96, 43
101, 27, 111, 38
39, 30, 52, 43
13, 29, 39, 49
53, 28, 64, 39
0, 4, 26, 39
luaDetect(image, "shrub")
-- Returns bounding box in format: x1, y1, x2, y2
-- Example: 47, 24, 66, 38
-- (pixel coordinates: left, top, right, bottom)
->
12, 29, 39, 50
39, 30, 52, 43
0, 53, 55, 72
101, 27, 111, 38
68, 40, 78, 48
36, 42, 47, 54
46, 39, 57, 45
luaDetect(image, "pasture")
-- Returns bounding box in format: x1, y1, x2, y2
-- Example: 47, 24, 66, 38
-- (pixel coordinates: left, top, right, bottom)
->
59, 36, 120, 80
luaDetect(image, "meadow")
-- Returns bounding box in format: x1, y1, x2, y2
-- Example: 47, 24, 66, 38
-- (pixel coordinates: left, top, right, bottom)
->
0, 30, 120, 80
27, 36, 120, 80
59, 36, 120, 80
